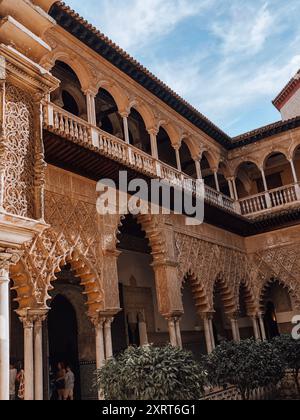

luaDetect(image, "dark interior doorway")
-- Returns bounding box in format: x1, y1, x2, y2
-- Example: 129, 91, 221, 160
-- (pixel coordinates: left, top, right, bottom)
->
48, 294, 81, 400
264, 301, 280, 339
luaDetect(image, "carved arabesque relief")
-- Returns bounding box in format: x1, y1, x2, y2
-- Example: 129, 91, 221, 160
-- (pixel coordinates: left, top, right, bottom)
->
17, 191, 104, 313
249, 244, 300, 310
175, 232, 251, 313
3, 84, 35, 218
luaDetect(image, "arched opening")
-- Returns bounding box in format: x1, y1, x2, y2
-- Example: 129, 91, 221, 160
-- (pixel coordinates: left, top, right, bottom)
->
95, 88, 124, 139
116, 215, 166, 352
217, 162, 230, 196
48, 294, 80, 399
157, 127, 177, 169
200, 152, 215, 189
179, 141, 197, 178
264, 152, 292, 190
235, 161, 262, 199
47, 264, 96, 400
212, 279, 235, 344
262, 279, 295, 339
127, 108, 151, 153
181, 275, 207, 359
50, 61, 86, 119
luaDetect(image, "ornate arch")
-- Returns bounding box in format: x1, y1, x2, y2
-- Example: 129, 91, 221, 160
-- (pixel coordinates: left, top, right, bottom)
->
249, 245, 300, 311
175, 232, 248, 314
182, 272, 210, 313
259, 277, 297, 313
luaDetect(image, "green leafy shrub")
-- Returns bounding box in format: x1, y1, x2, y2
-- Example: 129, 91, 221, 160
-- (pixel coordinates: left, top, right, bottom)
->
272, 335, 300, 396
203, 339, 285, 400
95, 345, 206, 400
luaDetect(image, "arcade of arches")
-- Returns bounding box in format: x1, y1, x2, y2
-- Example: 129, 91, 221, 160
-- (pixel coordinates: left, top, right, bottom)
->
4, 166, 300, 400
1, 0, 300, 403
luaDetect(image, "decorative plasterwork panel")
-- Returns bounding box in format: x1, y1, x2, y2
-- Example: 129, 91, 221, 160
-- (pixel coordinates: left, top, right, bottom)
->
3, 84, 35, 218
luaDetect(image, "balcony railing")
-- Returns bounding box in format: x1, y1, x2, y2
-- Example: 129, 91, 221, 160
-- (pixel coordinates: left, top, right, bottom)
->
239, 184, 300, 216
43, 103, 300, 218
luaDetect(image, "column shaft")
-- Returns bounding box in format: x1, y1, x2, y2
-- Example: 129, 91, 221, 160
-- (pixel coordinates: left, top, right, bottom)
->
214, 172, 220, 192
104, 318, 113, 359
122, 116, 130, 144
175, 149, 182, 172
252, 317, 260, 340
209, 318, 216, 350
203, 317, 213, 354
195, 160, 202, 180
168, 319, 178, 347
289, 159, 298, 184
86, 92, 97, 126
34, 318, 44, 401
175, 319, 183, 349
258, 314, 267, 341
0, 269, 10, 400
23, 320, 34, 400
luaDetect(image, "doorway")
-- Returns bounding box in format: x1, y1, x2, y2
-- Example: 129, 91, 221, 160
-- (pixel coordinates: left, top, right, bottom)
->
48, 294, 81, 399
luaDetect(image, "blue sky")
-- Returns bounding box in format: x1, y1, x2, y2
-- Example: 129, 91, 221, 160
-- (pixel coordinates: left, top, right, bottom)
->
66, 0, 300, 136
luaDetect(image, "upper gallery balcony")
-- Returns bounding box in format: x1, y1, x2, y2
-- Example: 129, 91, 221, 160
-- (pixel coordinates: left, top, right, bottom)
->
42, 61, 300, 219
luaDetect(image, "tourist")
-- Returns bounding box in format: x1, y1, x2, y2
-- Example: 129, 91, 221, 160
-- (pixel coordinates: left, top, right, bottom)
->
64, 365, 75, 400
16, 362, 25, 401
55, 362, 66, 400
9, 362, 17, 400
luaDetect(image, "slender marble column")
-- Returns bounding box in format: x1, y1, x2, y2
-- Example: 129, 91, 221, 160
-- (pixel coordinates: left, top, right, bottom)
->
203, 316, 213, 354
148, 129, 158, 159
194, 160, 202, 180
34, 313, 46, 401
258, 314, 267, 341
252, 316, 260, 340
168, 318, 178, 347
138, 312, 149, 346
121, 114, 130, 144
104, 318, 113, 359
175, 148, 182, 172
21, 316, 34, 401
85, 90, 97, 126
214, 171, 220, 192
175, 318, 183, 349
0, 267, 10, 400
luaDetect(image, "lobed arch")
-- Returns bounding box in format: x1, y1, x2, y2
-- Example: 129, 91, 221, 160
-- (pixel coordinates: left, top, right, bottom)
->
237, 279, 257, 317
182, 271, 210, 314
258, 277, 300, 313
47, 249, 104, 317
211, 276, 237, 315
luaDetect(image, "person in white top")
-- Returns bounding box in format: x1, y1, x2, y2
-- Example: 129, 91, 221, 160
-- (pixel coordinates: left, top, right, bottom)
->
64, 365, 75, 400
9, 362, 17, 400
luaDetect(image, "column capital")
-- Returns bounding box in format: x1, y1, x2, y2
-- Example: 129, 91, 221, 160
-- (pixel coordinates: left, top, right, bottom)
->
0, 248, 22, 274
17, 309, 47, 328
119, 110, 129, 119
199, 311, 215, 321
82, 87, 98, 98
90, 313, 106, 328
147, 127, 159, 136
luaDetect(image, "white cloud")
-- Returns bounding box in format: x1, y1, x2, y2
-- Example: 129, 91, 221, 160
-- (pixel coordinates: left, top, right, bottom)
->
212, 2, 274, 56
75, 0, 214, 54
